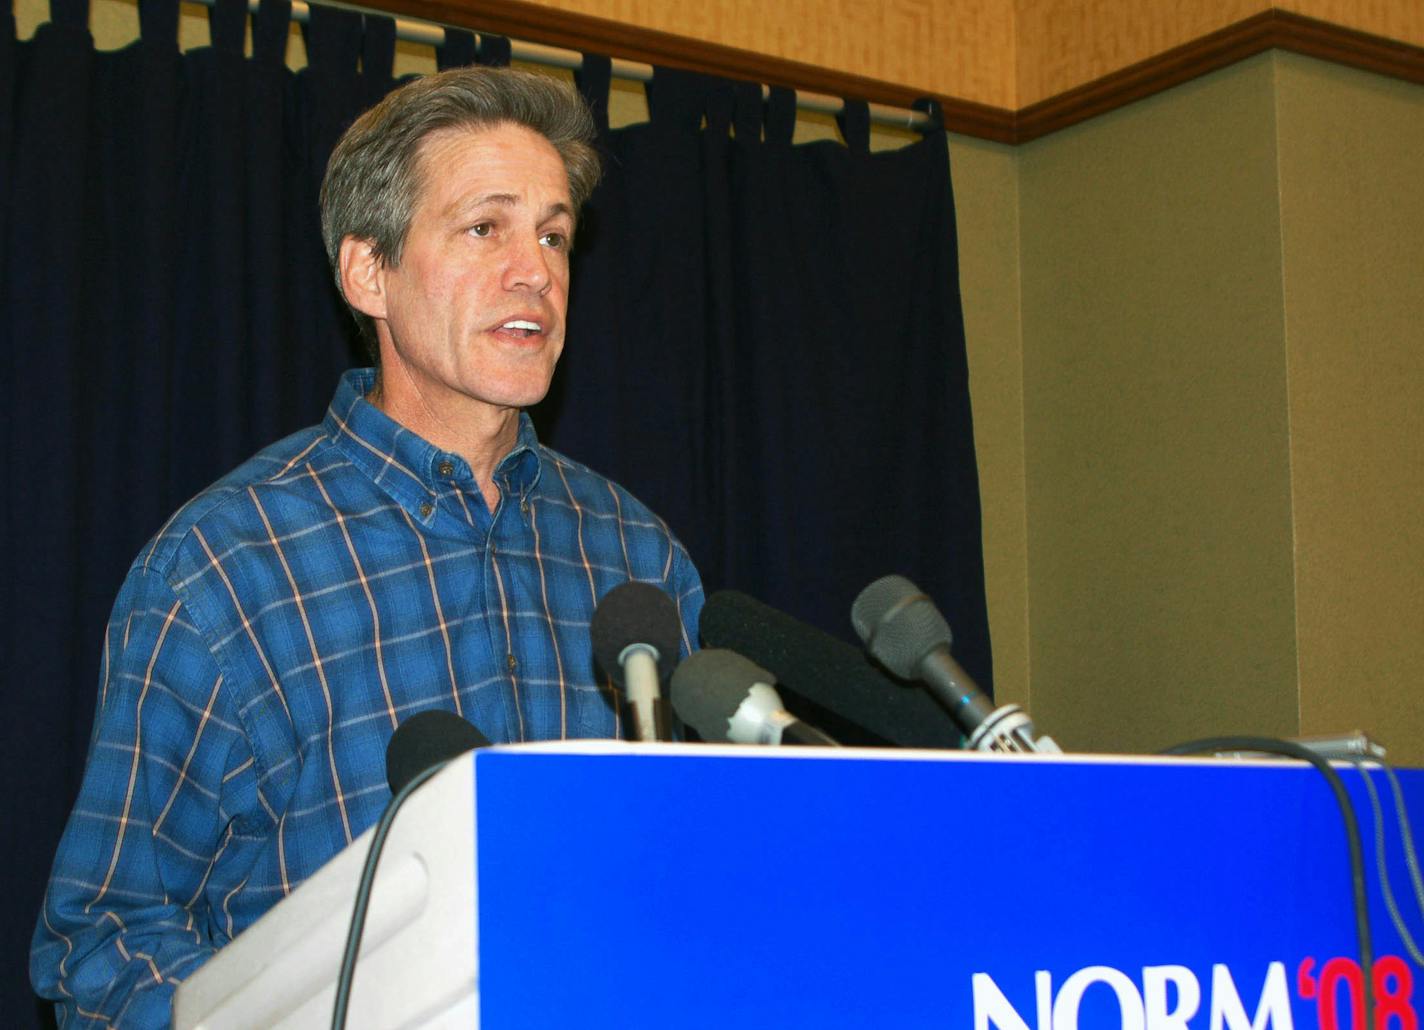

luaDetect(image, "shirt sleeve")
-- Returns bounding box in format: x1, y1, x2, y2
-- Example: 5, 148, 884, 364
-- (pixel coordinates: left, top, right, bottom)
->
667, 539, 706, 659
31, 567, 255, 1027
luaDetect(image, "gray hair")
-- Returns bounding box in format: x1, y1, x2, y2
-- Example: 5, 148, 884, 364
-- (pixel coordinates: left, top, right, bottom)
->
320, 66, 602, 358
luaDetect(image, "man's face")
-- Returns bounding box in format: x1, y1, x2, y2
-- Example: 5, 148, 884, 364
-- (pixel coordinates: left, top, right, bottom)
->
372, 122, 575, 422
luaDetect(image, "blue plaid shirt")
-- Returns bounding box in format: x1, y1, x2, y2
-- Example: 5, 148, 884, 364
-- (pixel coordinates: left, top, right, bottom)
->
32, 369, 703, 1026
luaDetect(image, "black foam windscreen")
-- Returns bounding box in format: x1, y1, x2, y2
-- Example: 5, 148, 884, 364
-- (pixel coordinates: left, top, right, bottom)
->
669, 648, 775, 742
385, 710, 491, 795
699, 590, 963, 750
590, 580, 682, 686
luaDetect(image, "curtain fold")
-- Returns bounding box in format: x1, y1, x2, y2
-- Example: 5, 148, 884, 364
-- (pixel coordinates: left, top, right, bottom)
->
2, 9, 987, 1021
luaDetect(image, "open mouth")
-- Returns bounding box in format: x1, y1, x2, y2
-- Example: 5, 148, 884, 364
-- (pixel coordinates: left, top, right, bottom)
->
498, 319, 543, 339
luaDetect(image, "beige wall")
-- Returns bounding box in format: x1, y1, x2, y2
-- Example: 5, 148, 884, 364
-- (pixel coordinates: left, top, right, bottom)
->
1275, 53, 1424, 752
1014, 52, 1424, 762
1018, 56, 1301, 752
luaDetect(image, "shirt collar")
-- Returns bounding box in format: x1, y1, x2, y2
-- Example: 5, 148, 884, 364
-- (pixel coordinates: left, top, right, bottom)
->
323, 369, 544, 521
498, 416, 544, 499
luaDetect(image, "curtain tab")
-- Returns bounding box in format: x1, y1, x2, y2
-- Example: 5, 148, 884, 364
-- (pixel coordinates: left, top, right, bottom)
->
208, 0, 245, 54
704, 79, 734, 136
436, 27, 475, 70
49, 0, 87, 30
476, 33, 511, 67
912, 97, 945, 136
837, 98, 870, 154
647, 67, 711, 133
252, 0, 291, 66
304, 3, 362, 74
138, 0, 179, 53
765, 86, 795, 145
361, 14, 395, 104
575, 53, 612, 137
732, 81, 762, 143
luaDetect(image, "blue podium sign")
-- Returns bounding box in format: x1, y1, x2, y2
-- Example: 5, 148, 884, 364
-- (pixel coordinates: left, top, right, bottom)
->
473, 745, 1424, 1030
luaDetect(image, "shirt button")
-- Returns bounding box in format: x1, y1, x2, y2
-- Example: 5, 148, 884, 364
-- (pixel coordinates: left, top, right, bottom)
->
438, 460, 454, 477
520, 498, 529, 514
506, 654, 518, 671
419, 501, 433, 518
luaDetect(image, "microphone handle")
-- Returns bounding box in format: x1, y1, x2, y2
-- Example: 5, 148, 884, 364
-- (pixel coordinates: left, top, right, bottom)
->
623, 648, 670, 742
649, 698, 670, 742
919, 647, 996, 733
780, 720, 841, 747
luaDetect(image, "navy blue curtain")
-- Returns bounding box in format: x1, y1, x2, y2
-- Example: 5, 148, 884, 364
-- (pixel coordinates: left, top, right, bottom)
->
539, 68, 988, 684
1, 2, 989, 1021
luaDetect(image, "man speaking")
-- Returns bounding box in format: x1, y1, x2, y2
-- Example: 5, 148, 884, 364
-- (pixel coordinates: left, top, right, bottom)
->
31, 67, 703, 1025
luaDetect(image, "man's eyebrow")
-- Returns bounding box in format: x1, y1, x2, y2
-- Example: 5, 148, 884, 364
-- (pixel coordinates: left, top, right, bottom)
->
542, 201, 574, 224
447, 192, 518, 218
444, 194, 574, 224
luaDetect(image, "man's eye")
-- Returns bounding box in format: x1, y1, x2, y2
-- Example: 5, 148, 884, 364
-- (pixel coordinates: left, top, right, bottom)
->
469, 223, 493, 237
540, 232, 568, 250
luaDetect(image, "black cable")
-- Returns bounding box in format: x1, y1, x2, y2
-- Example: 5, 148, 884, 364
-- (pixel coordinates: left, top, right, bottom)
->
1350, 758, 1424, 965
1159, 736, 1372, 1030
1378, 761, 1424, 920
330, 759, 449, 1030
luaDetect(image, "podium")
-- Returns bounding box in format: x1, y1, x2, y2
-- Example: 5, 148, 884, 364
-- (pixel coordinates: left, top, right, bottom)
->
173, 742, 1424, 1028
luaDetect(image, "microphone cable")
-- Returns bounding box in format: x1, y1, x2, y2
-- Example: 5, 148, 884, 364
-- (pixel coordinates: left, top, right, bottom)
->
330, 758, 450, 1030
1159, 735, 1371, 1030
1348, 756, 1424, 965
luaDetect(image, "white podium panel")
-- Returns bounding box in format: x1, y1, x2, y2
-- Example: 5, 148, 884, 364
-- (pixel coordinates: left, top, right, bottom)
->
172, 750, 477, 1029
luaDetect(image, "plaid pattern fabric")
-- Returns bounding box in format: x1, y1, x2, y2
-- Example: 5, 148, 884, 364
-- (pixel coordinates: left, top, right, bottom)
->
32, 369, 704, 1026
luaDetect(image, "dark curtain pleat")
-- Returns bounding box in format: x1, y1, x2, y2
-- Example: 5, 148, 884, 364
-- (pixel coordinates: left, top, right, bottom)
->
4, 27, 988, 1022
4, 14, 99, 1023
361, 13, 396, 107
436, 27, 475, 70
248, 0, 300, 440
538, 67, 720, 586
0, 0, 13, 633
292, 3, 365, 413
574, 52, 611, 136
171, 0, 266, 492
476, 32, 510, 67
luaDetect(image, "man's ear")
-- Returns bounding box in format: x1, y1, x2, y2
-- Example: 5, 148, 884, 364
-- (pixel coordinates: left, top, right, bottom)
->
338, 236, 388, 320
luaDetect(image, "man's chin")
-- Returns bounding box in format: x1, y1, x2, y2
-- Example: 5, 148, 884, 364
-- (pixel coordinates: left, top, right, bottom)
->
477, 376, 557, 412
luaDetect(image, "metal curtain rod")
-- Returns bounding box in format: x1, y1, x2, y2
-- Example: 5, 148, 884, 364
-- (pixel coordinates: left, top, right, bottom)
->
205, 0, 934, 131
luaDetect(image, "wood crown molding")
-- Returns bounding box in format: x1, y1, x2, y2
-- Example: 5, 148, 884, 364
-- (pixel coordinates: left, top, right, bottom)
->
369, 1, 1424, 145
1015, 10, 1424, 142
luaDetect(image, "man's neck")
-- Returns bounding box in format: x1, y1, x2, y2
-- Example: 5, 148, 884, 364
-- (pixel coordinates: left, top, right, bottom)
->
366, 374, 519, 515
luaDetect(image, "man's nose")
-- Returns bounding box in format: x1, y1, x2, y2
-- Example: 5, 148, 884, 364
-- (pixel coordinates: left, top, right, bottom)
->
503, 234, 551, 294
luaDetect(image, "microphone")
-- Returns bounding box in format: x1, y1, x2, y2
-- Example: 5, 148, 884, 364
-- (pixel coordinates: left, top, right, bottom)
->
851, 575, 1059, 754
699, 591, 962, 749
591, 581, 681, 742
670, 648, 840, 746
385, 710, 492, 795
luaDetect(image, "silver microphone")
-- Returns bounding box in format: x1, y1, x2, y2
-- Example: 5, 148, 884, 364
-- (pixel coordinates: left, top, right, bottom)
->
852, 575, 1059, 754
